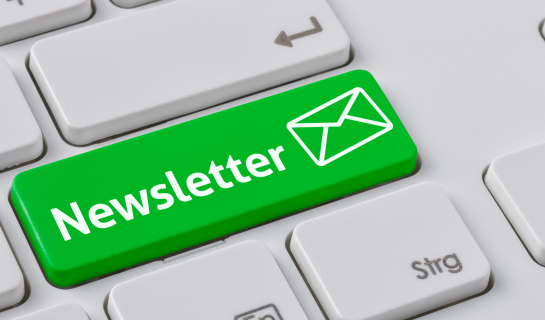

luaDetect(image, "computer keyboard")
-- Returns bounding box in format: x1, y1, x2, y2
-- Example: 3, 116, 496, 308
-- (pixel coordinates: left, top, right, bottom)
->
1, 0, 545, 319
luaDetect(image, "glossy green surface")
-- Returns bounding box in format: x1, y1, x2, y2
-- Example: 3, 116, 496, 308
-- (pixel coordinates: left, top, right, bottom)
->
11, 70, 417, 287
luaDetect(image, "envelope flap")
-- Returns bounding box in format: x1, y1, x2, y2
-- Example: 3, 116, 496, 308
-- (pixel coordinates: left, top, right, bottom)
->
291, 126, 323, 161
325, 118, 388, 160
295, 94, 352, 125
348, 91, 388, 123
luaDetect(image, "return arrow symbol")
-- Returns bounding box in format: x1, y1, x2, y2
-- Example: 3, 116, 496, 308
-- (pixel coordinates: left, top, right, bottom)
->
275, 17, 323, 47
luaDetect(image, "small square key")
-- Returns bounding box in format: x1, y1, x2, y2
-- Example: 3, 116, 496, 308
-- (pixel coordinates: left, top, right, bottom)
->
291, 182, 490, 320
108, 240, 308, 320
486, 142, 545, 265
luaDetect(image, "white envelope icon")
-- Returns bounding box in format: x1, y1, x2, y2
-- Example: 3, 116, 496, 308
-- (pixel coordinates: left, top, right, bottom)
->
287, 87, 393, 166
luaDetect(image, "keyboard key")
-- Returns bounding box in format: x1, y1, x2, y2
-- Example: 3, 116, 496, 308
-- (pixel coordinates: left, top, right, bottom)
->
108, 240, 307, 320
0, 0, 91, 46
485, 142, 545, 265
112, 0, 157, 9
30, 0, 350, 145
0, 56, 43, 171
0, 227, 24, 309
13, 303, 88, 320
11, 70, 417, 287
291, 182, 490, 320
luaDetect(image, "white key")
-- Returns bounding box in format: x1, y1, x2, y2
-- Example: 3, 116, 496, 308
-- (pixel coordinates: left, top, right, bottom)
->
485, 142, 545, 265
108, 240, 308, 320
291, 182, 490, 320
0, 227, 24, 310
112, 0, 157, 9
13, 303, 89, 320
0, 57, 42, 171
30, 0, 350, 145
0, 0, 91, 46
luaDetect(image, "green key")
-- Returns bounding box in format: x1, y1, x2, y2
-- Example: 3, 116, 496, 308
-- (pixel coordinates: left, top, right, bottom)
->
11, 70, 417, 287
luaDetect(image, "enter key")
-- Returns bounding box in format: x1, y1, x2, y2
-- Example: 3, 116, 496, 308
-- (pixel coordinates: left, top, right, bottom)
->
11, 70, 417, 287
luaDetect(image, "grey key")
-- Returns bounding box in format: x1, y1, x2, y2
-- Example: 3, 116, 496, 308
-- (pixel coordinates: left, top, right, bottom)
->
13, 303, 88, 320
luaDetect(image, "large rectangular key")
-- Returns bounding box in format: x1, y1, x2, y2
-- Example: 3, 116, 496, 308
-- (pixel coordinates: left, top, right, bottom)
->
291, 182, 490, 320
11, 70, 417, 287
108, 241, 308, 320
30, 0, 350, 145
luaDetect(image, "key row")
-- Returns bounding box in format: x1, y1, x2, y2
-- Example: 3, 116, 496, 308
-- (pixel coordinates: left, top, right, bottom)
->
3, 68, 417, 316
4, 182, 491, 320
11, 69, 417, 287
4, 65, 544, 319
1, 0, 349, 170
1, 0, 189, 47
0, 0, 350, 170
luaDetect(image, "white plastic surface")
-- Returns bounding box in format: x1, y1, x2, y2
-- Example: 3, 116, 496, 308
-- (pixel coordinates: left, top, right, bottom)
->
0, 227, 24, 310
107, 240, 308, 320
0, 0, 91, 46
291, 182, 491, 320
0, 57, 42, 171
112, 0, 157, 9
3, 0, 545, 319
13, 303, 88, 320
485, 142, 545, 265
29, 0, 350, 145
